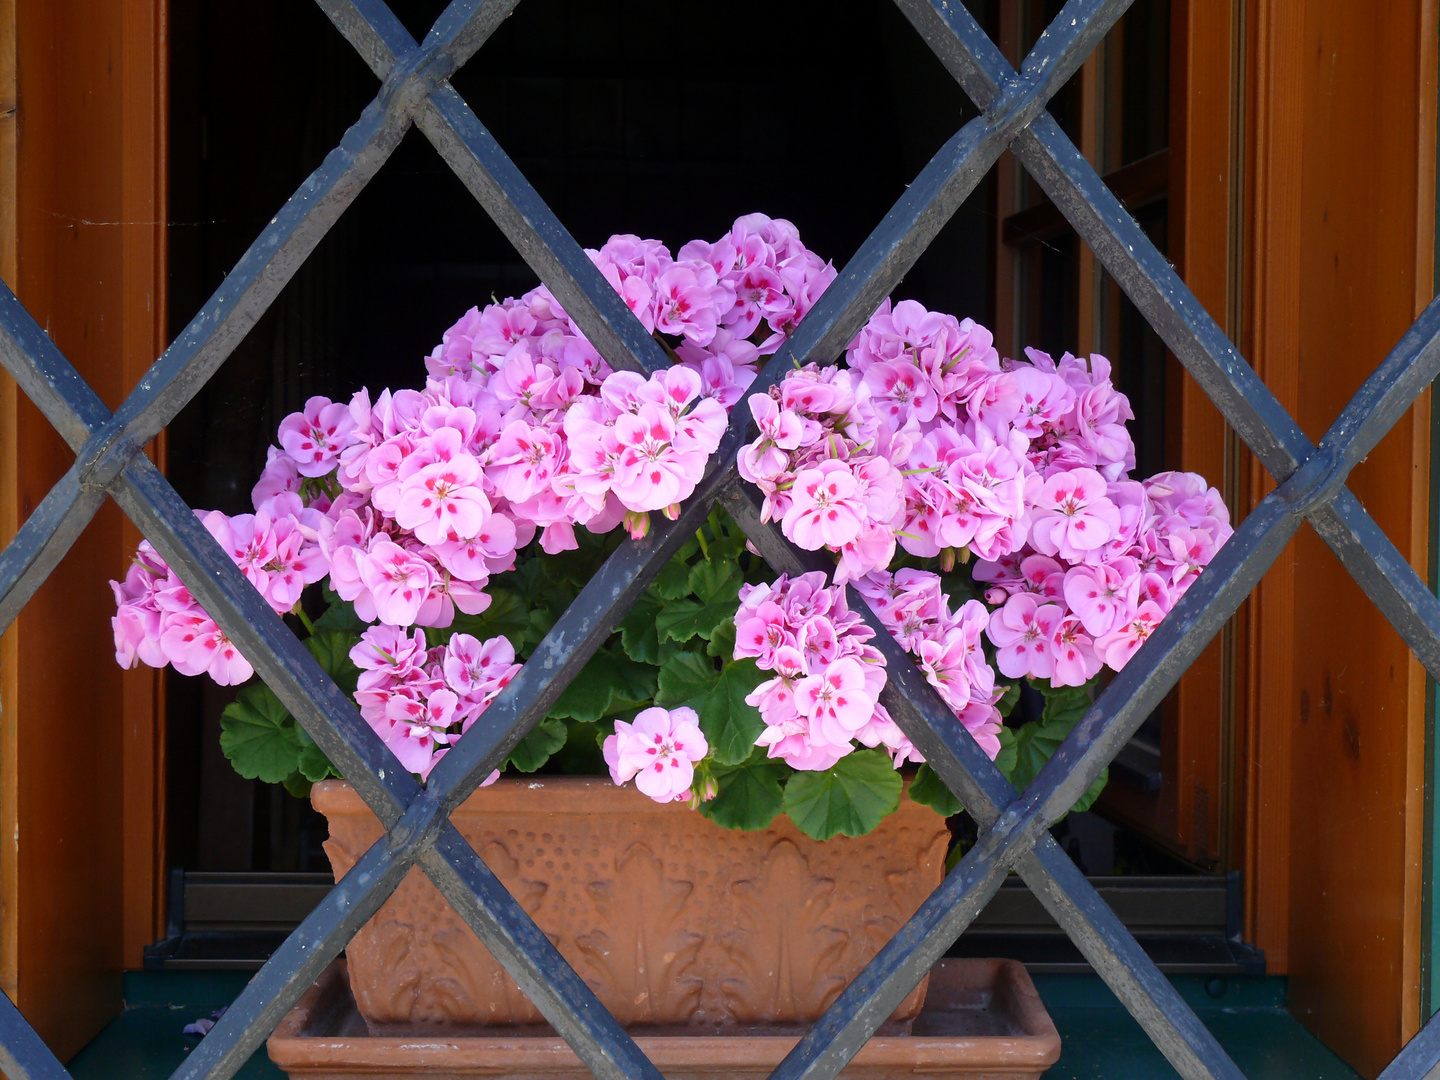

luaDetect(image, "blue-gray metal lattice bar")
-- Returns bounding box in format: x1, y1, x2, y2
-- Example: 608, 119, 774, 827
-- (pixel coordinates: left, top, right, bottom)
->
0, 0, 1436, 1077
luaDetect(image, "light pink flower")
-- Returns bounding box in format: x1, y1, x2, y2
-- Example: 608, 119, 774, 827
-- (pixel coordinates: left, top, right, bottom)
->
278, 396, 355, 478
795, 657, 875, 746
395, 453, 491, 545
1062, 562, 1133, 638
358, 541, 436, 627
987, 594, 1063, 680
604, 706, 708, 803
1050, 615, 1102, 687
486, 421, 560, 504
1095, 601, 1166, 670
783, 461, 866, 549
1028, 468, 1121, 562
160, 611, 253, 685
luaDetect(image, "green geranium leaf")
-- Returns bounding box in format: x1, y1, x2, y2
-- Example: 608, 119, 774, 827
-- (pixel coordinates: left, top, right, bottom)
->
655, 597, 737, 643
303, 631, 362, 695
782, 749, 903, 840
612, 655, 660, 713
526, 607, 558, 650
547, 648, 633, 722
698, 659, 768, 766
1006, 719, 1065, 794
688, 561, 741, 605
674, 533, 701, 563
313, 597, 366, 634
507, 717, 569, 773
282, 772, 314, 799
619, 594, 666, 664
1005, 706, 1107, 815
909, 763, 962, 816
706, 618, 738, 659
652, 559, 693, 601
994, 725, 1018, 778
698, 755, 786, 831
220, 682, 303, 784
296, 731, 337, 783
654, 650, 721, 710
1037, 678, 1096, 726
449, 589, 532, 653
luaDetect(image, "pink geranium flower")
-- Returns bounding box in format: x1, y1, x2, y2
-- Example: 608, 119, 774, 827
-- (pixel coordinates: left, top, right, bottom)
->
610, 404, 701, 512
987, 594, 1063, 680
486, 421, 560, 504
1095, 601, 1166, 670
604, 706, 708, 803
1050, 615, 1102, 687
1028, 468, 1121, 562
278, 396, 356, 478
783, 460, 867, 549
159, 611, 252, 685
795, 657, 875, 746
1062, 562, 1133, 638
358, 541, 436, 627
395, 453, 491, 545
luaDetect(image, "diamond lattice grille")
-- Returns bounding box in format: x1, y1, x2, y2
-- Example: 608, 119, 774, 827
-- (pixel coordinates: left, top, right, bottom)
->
2, 2, 1440, 1079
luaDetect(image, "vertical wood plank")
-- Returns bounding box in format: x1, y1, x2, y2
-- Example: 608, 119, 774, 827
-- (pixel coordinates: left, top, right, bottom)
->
119, 0, 167, 970
0, 0, 17, 1011
0, 0, 18, 1012
1169, 0, 1233, 870
1258, 0, 1435, 1074
1403, 0, 1437, 1045
1, 0, 167, 1057
1240, 0, 1303, 978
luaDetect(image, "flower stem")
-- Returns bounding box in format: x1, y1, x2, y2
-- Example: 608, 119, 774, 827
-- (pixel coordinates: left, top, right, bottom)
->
293, 605, 316, 636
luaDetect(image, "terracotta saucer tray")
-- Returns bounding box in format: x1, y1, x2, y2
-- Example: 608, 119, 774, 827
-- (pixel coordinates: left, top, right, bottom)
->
267, 956, 1061, 1079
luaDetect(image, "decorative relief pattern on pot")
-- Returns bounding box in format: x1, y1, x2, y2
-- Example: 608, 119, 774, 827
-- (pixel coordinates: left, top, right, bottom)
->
721, 839, 849, 1021
314, 779, 950, 1031
573, 843, 704, 1022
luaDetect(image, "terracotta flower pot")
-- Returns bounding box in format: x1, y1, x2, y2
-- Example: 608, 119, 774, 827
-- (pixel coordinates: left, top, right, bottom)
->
314, 776, 950, 1032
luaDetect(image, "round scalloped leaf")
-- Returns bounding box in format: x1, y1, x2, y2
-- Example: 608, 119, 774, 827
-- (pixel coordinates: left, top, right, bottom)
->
781, 749, 904, 840
908, 763, 962, 817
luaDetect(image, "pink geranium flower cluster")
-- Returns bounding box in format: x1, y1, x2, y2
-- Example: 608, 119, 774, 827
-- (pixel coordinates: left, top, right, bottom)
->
590, 214, 837, 360
855, 569, 1004, 760
737, 367, 906, 584
978, 469, 1232, 682
112, 214, 835, 785
733, 572, 912, 772
602, 706, 709, 803
348, 624, 521, 779
109, 501, 332, 686
739, 296, 1232, 691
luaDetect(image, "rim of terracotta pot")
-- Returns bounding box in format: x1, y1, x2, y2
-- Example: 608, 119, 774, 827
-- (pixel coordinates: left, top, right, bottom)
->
312, 775, 927, 818
312, 774, 745, 817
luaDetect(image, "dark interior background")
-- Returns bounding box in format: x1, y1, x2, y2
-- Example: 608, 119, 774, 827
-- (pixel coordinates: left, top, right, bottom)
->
165, 0, 997, 873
